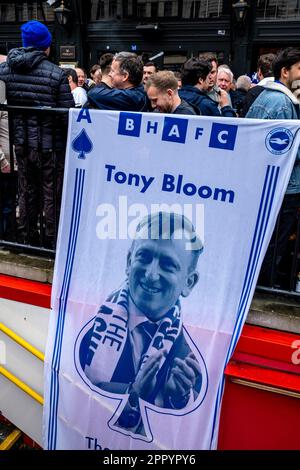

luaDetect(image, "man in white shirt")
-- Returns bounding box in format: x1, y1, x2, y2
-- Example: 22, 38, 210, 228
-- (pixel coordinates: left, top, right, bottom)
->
66, 68, 87, 107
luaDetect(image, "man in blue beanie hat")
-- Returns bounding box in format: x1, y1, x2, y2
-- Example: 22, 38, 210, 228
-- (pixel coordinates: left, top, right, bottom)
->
21, 20, 52, 50
0, 20, 74, 248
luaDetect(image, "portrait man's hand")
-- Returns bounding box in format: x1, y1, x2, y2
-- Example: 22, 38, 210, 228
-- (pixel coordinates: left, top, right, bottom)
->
130, 349, 166, 402
165, 352, 201, 408
117, 350, 166, 429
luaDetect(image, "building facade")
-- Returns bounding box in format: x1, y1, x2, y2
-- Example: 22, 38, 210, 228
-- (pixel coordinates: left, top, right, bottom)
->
0, 1, 300, 77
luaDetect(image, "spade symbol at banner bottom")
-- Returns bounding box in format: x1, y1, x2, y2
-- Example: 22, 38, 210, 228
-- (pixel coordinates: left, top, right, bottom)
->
109, 393, 149, 439
107, 349, 208, 442
72, 129, 93, 159
77, 320, 209, 443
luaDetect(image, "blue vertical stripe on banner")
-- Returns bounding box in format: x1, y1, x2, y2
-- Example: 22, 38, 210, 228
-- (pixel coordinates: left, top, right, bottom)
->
228, 166, 279, 357
209, 165, 280, 448
229, 166, 279, 357
47, 168, 85, 450
48, 168, 85, 449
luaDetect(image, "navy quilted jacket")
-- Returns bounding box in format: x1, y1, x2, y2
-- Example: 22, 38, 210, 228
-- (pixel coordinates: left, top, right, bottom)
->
87, 84, 149, 112
0, 47, 74, 150
179, 85, 236, 117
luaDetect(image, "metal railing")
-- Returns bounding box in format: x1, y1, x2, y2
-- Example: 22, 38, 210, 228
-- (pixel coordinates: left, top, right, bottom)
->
0, 365, 44, 405
0, 321, 44, 405
256, 204, 300, 297
0, 322, 45, 362
0, 103, 69, 258
0, 427, 22, 450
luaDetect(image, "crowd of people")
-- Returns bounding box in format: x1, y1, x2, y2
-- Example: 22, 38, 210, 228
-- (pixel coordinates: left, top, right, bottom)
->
0, 19, 299, 287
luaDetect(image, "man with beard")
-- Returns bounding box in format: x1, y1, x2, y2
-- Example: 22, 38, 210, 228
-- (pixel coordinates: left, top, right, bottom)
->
145, 70, 198, 115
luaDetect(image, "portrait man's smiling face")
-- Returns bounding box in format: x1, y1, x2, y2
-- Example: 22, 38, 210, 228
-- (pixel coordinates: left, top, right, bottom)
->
126, 236, 198, 321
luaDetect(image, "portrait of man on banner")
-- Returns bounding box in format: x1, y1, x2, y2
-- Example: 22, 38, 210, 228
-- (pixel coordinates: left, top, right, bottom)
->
78, 211, 207, 437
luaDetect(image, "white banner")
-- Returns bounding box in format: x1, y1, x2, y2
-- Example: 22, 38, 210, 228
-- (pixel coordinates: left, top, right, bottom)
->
43, 109, 300, 450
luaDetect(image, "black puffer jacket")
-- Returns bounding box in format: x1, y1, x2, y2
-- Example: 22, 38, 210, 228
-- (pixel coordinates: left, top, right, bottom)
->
0, 47, 75, 150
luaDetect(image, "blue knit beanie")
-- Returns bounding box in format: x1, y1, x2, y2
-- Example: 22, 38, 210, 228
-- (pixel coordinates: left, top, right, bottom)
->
21, 20, 52, 50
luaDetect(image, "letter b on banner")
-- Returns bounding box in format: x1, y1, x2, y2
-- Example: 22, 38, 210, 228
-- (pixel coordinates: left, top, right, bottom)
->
118, 112, 142, 137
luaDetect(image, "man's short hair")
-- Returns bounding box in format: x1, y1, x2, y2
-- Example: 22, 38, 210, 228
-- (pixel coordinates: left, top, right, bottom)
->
272, 48, 300, 80
144, 61, 158, 71
65, 68, 78, 85
198, 52, 218, 67
89, 64, 100, 76
181, 58, 212, 87
257, 53, 275, 78
75, 66, 85, 73
217, 66, 233, 83
99, 53, 114, 75
173, 71, 182, 81
144, 70, 178, 92
236, 75, 251, 91
133, 212, 203, 272
114, 52, 143, 87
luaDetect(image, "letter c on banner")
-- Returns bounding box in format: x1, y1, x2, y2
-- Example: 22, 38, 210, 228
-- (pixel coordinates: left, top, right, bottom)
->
218, 130, 229, 144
